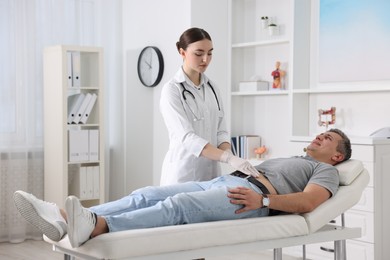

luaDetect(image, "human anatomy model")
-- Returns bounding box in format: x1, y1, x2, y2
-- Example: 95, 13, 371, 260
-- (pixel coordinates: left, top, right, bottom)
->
271, 61, 286, 89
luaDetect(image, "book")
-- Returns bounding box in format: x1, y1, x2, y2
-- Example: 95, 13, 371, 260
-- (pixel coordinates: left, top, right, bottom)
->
231, 136, 237, 156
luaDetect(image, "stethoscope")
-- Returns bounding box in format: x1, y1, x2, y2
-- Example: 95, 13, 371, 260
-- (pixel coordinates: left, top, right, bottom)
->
180, 82, 220, 121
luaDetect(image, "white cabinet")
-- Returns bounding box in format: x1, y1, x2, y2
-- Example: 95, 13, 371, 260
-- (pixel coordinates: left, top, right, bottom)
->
43, 45, 105, 208
288, 138, 390, 260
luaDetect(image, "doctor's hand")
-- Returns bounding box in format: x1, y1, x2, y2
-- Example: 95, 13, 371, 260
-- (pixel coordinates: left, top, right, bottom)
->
220, 151, 260, 177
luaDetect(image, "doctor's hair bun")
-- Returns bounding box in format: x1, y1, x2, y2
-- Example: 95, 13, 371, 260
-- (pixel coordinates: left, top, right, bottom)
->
176, 27, 212, 53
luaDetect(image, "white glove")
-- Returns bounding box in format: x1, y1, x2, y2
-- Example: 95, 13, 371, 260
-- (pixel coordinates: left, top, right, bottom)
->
220, 151, 260, 177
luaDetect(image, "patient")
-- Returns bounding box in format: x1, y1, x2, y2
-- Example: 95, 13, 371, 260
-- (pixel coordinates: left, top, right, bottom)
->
14, 128, 351, 248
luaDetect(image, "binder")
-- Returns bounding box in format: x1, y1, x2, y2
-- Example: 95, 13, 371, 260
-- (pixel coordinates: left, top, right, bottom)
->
79, 93, 97, 124
89, 129, 99, 161
80, 166, 88, 199
72, 93, 92, 124
93, 166, 100, 199
67, 51, 73, 87
69, 166, 88, 199
67, 93, 85, 124
72, 51, 81, 87
86, 166, 94, 199
68, 130, 89, 162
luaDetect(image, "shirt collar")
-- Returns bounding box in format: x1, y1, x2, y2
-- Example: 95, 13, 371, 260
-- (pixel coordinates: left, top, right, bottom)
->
174, 67, 208, 89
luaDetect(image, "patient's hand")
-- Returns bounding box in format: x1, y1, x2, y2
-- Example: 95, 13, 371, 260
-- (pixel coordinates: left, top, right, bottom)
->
227, 187, 262, 214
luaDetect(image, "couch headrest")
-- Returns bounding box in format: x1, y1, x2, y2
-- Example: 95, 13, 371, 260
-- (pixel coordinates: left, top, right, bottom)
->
335, 159, 364, 186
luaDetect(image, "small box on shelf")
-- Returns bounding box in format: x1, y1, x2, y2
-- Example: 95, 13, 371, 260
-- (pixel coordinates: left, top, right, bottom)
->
239, 81, 269, 92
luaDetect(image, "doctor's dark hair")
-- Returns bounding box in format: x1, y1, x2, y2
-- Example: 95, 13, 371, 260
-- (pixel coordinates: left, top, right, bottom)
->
329, 128, 352, 162
176, 27, 212, 53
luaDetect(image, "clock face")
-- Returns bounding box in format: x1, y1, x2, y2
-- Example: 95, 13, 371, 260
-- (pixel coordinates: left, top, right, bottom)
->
137, 46, 164, 87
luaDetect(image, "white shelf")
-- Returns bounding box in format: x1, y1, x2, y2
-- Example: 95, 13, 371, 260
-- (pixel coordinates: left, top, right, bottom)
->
232, 39, 289, 49
292, 86, 390, 94
231, 90, 288, 96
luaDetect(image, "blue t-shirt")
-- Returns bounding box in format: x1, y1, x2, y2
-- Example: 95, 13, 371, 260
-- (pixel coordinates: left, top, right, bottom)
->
254, 156, 339, 197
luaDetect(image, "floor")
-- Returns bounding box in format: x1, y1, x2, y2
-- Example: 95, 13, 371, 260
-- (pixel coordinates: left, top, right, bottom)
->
0, 239, 63, 260
0, 239, 303, 260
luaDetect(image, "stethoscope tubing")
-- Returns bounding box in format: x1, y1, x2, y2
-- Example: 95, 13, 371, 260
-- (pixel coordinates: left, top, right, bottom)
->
180, 82, 220, 111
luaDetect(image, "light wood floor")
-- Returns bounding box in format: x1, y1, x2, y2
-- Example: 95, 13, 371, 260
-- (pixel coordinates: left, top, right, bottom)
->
0, 239, 303, 260
0, 239, 63, 260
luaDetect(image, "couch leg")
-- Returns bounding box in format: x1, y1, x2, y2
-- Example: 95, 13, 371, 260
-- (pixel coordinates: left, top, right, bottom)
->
64, 254, 76, 260
274, 248, 282, 260
334, 240, 346, 260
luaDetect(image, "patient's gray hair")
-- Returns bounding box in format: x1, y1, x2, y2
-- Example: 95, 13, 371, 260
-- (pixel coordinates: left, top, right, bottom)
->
329, 128, 352, 162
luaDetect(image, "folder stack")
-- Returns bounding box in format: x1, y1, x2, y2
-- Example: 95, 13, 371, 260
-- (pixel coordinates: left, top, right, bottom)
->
69, 165, 100, 200
67, 93, 98, 124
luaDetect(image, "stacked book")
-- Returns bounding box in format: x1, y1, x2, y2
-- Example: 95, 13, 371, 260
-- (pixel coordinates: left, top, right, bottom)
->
231, 135, 261, 159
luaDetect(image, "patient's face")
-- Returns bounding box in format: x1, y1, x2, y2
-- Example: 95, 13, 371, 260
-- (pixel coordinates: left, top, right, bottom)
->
306, 131, 342, 163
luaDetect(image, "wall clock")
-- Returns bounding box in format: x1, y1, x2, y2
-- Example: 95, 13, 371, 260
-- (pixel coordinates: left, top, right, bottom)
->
137, 46, 164, 87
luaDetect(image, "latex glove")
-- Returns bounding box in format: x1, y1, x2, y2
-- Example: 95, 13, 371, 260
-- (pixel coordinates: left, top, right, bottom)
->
220, 151, 260, 177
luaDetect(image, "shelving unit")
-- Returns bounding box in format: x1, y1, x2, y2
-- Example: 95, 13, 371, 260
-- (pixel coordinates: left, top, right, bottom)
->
228, 1, 390, 259
228, 0, 390, 151
228, 0, 295, 158
43, 45, 105, 209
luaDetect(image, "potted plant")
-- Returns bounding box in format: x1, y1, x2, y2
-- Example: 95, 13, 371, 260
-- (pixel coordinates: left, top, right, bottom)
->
260, 16, 269, 29
268, 23, 278, 35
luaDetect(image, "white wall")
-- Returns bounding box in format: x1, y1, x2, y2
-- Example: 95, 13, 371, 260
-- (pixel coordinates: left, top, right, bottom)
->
121, 0, 192, 197
95, 0, 125, 203
114, 0, 390, 200
118, 0, 228, 198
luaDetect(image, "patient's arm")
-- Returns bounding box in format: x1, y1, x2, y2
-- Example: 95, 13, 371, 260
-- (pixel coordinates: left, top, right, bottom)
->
228, 183, 331, 214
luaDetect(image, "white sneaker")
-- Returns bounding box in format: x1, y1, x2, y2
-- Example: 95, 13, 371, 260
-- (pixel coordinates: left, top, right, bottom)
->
65, 196, 96, 248
13, 190, 67, 241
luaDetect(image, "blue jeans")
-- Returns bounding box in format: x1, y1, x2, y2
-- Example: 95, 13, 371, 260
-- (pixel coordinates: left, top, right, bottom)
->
89, 175, 269, 232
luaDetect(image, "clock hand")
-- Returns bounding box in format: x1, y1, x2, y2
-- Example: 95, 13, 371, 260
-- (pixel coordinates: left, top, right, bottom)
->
144, 60, 152, 69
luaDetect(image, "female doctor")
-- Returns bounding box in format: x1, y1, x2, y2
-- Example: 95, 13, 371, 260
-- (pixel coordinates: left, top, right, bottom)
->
160, 27, 259, 185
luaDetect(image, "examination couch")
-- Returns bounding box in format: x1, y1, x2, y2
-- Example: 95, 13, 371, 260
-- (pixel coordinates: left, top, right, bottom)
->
44, 159, 369, 260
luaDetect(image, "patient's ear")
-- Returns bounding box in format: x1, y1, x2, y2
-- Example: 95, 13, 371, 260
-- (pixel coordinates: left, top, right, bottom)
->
332, 152, 345, 164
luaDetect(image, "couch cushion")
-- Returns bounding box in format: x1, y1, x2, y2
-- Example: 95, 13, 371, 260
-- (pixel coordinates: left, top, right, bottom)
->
46, 215, 308, 259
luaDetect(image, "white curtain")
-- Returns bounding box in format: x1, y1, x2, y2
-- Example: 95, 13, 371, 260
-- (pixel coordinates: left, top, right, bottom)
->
0, 0, 118, 243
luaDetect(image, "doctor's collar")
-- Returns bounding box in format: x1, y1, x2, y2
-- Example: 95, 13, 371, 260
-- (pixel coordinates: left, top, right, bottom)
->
183, 73, 206, 90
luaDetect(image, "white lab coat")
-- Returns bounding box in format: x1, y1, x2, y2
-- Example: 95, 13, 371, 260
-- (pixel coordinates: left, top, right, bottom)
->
160, 68, 230, 185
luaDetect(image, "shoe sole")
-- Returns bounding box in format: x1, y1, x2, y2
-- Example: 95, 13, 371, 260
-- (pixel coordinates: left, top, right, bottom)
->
65, 196, 79, 248
14, 191, 62, 242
